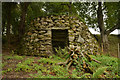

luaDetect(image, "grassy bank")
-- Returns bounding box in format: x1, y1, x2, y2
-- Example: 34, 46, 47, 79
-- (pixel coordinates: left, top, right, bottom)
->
94, 34, 120, 57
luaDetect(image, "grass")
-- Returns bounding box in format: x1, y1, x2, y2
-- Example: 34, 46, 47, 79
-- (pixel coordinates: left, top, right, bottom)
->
38, 55, 66, 65
94, 35, 120, 57
108, 35, 119, 56
0, 54, 2, 57
2, 37, 120, 78
2, 52, 120, 78
4, 55, 25, 60
88, 55, 119, 78
28, 54, 120, 78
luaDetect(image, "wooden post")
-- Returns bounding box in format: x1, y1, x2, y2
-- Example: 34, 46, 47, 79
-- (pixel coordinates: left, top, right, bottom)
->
102, 43, 103, 52
101, 43, 103, 55
118, 43, 120, 58
118, 43, 120, 76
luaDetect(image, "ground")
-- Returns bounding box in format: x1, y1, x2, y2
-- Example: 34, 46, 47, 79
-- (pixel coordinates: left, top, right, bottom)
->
2, 51, 36, 78
2, 51, 78, 78
2, 50, 120, 78
1, 35, 120, 78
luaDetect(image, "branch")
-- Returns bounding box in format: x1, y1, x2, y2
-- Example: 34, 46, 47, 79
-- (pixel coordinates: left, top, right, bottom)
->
57, 58, 69, 65
102, 6, 106, 11
105, 22, 119, 35
106, 6, 120, 35
92, 58, 101, 64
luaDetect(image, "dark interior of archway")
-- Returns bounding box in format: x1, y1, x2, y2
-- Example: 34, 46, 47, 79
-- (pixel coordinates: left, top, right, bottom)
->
52, 29, 69, 54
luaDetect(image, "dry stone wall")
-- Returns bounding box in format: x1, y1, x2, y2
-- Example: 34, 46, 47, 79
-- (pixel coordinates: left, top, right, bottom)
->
22, 15, 99, 56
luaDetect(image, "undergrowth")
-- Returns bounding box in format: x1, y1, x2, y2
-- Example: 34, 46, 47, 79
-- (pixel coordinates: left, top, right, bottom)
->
2, 51, 120, 78
87, 55, 119, 78
4, 55, 25, 60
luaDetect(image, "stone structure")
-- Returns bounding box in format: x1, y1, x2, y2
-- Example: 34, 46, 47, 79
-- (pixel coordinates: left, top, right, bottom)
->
21, 15, 99, 56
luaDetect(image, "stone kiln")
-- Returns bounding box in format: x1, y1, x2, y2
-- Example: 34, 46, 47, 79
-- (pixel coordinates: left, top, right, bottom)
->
21, 15, 99, 56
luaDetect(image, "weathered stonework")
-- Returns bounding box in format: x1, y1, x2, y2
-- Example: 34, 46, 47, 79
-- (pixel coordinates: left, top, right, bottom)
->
21, 15, 99, 56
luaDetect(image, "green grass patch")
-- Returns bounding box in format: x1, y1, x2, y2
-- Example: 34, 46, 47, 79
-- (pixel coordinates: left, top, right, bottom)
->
38, 56, 65, 65
15, 58, 35, 72
2, 62, 7, 68
4, 55, 25, 60
0, 54, 2, 57
29, 64, 69, 78
87, 54, 119, 78
2, 68, 13, 74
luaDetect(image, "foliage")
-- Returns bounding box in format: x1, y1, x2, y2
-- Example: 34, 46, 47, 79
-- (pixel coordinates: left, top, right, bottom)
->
74, 2, 119, 52
2, 70, 7, 74
80, 73, 92, 78
2, 52, 120, 78
31, 47, 119, 78
104, 2, 120, 29
2, 2, 20, 36
2, 62, 7, 68
26, 2, 45, 26
15, 63, 33, 72
4, 55, 24, 60
29, 70, 57, 78
2, 68, 13, 74
38, 55, 65, 64
74, 2, 120, 30
44, 2, 77, 15
15, 58, 34, 72
29, 65, 69, 78
13, 55, 25, 60
28, 56, 69, 78
70, 69, 83, 78
14, 55, 68, 77
38, 58, 56, 64
6, 68, 13, 72
54, 47, 69, 59
88, 55, 119, 78
93, 67, 107, 78
51, 65, 68, 76
74, 2, 97, 28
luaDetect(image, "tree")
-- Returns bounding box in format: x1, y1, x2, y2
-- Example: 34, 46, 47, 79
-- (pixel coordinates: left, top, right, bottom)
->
97, 2, 120, 51
18, 2, 30, 41
26, 2, 44, 25
43, 2, 77, 15
97, 2, 107, 51
2, 2, 17, 48
74, 2, 120, 52
2, 2, 119, 52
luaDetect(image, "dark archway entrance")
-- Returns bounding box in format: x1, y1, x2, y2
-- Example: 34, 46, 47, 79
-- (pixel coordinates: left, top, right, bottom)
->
52, 29, 69, 53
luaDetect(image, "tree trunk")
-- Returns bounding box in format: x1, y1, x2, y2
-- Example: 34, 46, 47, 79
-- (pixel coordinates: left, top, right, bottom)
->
6, 4, 11, 49
101, 34, 109, 52
69, 2, 72, 15
97, 2, 108, 52
2, 21, 5, 36
18, 2, 30, 41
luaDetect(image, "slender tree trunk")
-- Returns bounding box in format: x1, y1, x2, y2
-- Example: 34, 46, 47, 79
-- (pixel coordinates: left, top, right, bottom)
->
18, 3, 30, 41
102, 34, 109, 52
6, 4, 11, 49
69, 2, 72, 15
2, 21, 5, 36
97, 2, 109, 52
